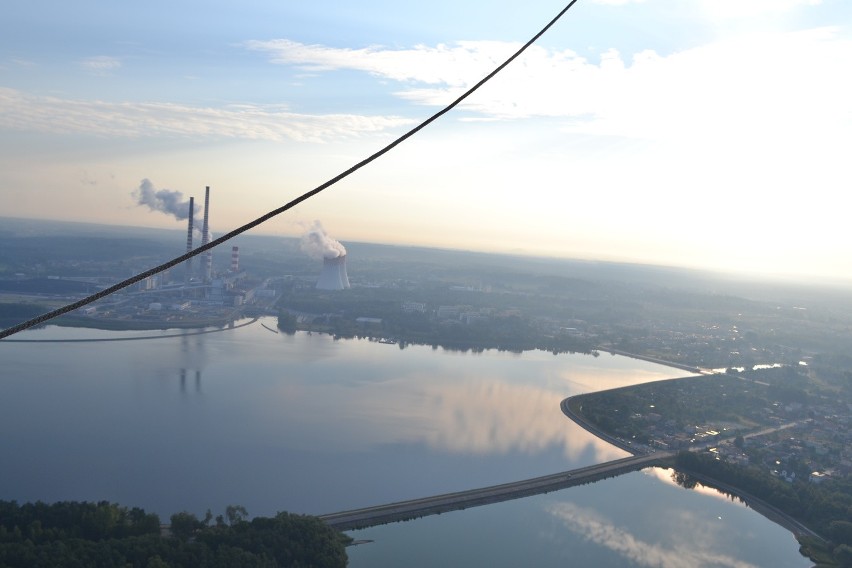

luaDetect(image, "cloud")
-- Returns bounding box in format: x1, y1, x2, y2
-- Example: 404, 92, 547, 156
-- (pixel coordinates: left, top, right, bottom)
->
8, 57, 36, 68
245, 39, 518, 87
247, 29, 852, 149
699, 0, 822, 20
589, 0, 820, 15
547, 502, 760, 568
0, 88, 415, 143
79, 55, 122, 73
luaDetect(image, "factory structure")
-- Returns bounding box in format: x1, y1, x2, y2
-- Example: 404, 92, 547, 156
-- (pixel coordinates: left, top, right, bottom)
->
73, 187, 356, 327
60, 186, 360, 329
137, 186, 253, 308
137, 187, 354, 305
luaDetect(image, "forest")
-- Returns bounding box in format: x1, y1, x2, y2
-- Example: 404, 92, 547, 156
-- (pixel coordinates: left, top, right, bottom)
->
0, 501, 350, 568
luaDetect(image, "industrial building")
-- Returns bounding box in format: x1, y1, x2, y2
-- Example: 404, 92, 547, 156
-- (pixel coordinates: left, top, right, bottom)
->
137, 186, 251, 307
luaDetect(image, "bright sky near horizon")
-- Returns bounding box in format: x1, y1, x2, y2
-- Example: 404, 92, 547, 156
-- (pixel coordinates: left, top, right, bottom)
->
1, 1, 851, 282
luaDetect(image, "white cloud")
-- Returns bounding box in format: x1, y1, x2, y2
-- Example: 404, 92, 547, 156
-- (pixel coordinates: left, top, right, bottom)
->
248, 30, 852, 148
245, 39, 518, 87
699, 0, 822, 20
9, 57, 37, 67
547, 502, 760, 568
79, 55, 122, 73
0, 88, 415, 143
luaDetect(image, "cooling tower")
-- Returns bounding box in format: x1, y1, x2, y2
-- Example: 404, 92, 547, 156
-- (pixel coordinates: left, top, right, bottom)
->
316, 255, 350, 291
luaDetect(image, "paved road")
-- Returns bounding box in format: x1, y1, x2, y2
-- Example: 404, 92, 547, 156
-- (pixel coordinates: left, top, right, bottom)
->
320, 451, 672, 531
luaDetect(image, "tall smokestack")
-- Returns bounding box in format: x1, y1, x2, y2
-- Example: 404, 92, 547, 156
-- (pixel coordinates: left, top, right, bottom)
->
316, 255, 350, 291
185, 196, 194, 284
231, 246, 240, 272
201, 186, 212, 282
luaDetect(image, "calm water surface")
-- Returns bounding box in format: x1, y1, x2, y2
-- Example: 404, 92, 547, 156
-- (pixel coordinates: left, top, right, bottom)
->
0, 318, 808, 567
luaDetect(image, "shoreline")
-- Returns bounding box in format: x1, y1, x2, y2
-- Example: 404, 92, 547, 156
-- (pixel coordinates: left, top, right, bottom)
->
0, 317, 259, 343
562, 391, 824, 544
598, 347, 703, 374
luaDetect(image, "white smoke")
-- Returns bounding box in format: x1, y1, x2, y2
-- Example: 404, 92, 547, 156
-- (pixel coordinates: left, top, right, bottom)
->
300, 220, 346, 259
133, 178, 200, 221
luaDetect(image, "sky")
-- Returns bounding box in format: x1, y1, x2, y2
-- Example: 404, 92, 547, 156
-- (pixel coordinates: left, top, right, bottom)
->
2, 1, 851, 282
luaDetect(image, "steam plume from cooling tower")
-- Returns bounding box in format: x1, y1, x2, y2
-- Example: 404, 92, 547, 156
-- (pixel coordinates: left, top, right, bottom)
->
300, 221, 349, 290
133, 178, 201, 221
300, 221, 346, 260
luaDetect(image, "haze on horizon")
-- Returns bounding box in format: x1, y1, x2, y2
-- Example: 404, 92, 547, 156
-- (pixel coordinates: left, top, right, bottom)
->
2, 1, 851, 283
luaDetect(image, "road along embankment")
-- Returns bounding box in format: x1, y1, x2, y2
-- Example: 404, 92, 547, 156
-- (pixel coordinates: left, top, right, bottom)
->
320, 452, 671, 531
561, 395, 640, 455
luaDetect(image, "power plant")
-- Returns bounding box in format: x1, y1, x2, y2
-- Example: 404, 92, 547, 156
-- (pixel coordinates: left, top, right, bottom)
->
65, 183, 284, 328
143, 186, 251, 305
134, 188, 358, 310
316, 255, 350, 291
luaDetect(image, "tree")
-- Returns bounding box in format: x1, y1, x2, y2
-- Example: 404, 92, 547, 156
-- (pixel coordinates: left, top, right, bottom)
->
146, 556, 170, 568
834, 544, 852, 567
831, 520, 852, 546
0, 500, 350, 567
225, 505, 248, 526
277, 311, 297, 334
169, 511, 201, 540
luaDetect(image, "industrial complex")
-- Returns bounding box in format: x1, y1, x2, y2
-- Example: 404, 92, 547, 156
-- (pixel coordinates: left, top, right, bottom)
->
0, 191, 358, 331
52, 187, 279, 329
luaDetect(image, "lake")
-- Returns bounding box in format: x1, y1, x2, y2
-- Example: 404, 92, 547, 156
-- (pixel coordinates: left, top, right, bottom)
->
0, 317, 809, 567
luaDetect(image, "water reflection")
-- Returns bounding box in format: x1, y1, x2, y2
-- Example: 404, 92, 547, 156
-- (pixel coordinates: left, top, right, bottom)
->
178, 369, 202, 394
410, 379, 628, 462
546, 501, 759, 568
0, 321, 688, 516
0, 321, 814, 566
646, 467, 750, 505
243, 330, 678, 463
250, 359, 640, 463
348, 468, 808, 568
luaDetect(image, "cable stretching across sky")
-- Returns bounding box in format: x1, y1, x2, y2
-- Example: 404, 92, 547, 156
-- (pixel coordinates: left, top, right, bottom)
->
0, 0, 580, 340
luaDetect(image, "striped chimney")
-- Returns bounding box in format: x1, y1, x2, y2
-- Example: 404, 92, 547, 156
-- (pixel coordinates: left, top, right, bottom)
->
231, 246, 240, 272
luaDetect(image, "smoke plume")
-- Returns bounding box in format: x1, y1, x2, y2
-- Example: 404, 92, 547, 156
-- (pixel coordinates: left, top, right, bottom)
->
133, 178, 199, 221
300, 221, 346, 259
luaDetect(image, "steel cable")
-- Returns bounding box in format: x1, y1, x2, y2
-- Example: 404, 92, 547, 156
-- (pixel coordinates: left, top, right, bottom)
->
0, 0, 580, 340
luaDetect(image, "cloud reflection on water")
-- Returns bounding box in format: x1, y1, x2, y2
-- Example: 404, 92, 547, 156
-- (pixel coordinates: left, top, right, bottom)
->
229, 331, 682, 463
258, 357, 674, 463
645, 467, 751, 506
547, 501, 759, 568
